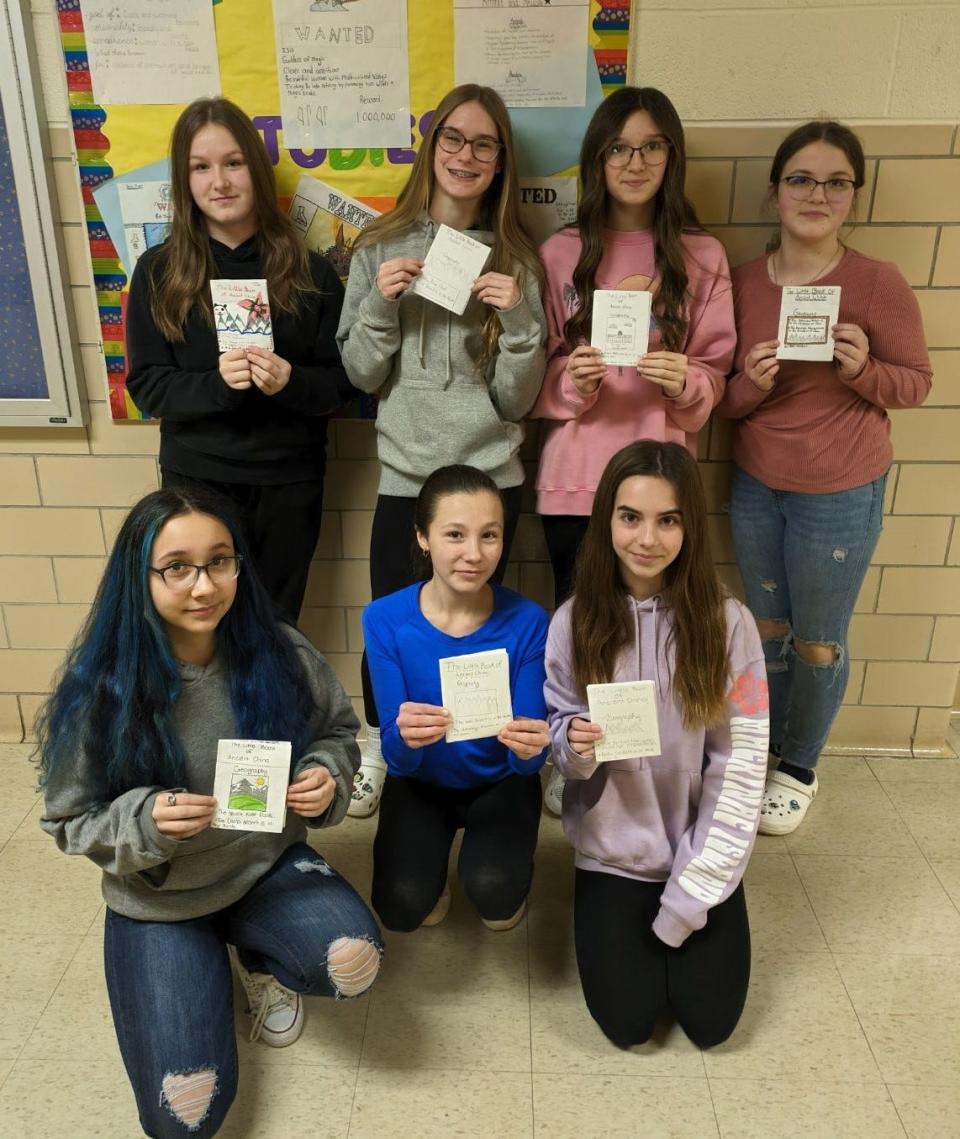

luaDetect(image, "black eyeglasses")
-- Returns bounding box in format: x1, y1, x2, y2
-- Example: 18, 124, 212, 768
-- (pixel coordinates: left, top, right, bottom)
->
603, 139, 671, 168
779, 175, 856, 201
149, 554, 243, 591
436, 127, 503, 164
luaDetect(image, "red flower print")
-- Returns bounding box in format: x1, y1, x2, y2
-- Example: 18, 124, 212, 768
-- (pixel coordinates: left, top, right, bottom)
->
729, 672, 769, 715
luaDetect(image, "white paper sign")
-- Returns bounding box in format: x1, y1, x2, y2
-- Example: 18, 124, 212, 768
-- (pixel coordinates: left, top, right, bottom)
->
591, 290, 652, 367
288, 175, 380, 281
117, 181, 172, 273
776, 286, 841, 362
210, 279, 274, 352
83, 0, 221, 106
212, 739, 292, 833
408, 225, 490, 316
273, 0, 411, 149
587, 681, 661, 763
440, 648, 513, 743
519, 176, 578, 246
454, 0, 589, 108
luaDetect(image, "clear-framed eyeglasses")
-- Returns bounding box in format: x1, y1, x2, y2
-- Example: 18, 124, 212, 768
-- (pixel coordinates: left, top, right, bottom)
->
435, 127, 503, 164
779, 175, 856, 202
603, 139, 671, 168
149, 554, 243, 592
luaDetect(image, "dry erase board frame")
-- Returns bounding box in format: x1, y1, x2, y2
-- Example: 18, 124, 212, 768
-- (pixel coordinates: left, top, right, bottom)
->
0, 0, 87, 427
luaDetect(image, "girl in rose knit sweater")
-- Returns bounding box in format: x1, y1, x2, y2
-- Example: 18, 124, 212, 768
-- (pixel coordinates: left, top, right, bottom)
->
717, 121, 931, 834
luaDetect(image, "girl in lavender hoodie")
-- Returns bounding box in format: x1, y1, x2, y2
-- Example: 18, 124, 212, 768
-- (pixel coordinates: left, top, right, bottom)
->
544, 441, 769, 1049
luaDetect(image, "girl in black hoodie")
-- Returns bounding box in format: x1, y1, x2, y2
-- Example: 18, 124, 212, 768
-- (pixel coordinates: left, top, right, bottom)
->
126, 97, 356, 620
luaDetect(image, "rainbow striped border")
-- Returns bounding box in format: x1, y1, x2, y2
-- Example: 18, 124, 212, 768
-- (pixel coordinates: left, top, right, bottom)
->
57, 0, 137, 419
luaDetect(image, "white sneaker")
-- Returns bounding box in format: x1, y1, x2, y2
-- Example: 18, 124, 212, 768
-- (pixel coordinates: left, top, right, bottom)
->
758, 769, 818, 835
348, 757, 387, 818
231, 950, 304, 1047
543, 765, 565, 817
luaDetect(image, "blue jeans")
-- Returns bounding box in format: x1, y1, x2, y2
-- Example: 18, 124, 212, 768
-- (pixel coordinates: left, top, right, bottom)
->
104, 843, 382, 1138
729, 467, 886, 769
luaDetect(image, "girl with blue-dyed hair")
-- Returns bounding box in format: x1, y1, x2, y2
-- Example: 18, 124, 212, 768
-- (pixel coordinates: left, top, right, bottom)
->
37, 486, 382, 1139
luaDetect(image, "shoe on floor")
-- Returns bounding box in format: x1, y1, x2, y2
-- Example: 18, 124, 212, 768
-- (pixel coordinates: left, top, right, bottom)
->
348, 758, 387, 819
482, 899, 527, 932
758, 769, 818, 835
421, 885, 451, 927
543, 765, 565, 817
231, 951, 304, 1046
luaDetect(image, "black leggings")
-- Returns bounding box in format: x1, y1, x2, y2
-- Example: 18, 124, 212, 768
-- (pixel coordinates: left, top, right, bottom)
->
574, 869, 751, 1050
361, 486, 524, 723
160, 468, 324, 623
540, 514, 590, 609
372, 773, 542, 931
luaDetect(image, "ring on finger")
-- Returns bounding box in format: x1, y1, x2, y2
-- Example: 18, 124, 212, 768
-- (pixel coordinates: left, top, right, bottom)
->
167, 792, 178, 807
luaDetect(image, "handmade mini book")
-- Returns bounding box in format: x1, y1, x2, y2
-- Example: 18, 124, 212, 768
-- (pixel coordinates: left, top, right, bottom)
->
586, 680, 661, 763
408, 223, 490, 315
439, 647, 513, 743
590, 289, 652, 367
211, 739, 291, 833
776, 285, 841, 362
210, 278, 274, 351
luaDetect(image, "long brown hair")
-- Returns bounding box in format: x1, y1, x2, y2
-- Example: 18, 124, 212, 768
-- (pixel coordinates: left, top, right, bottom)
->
355, 84, 542, 375
150, 97, 314, 342
570, 441, 728, 728
565, 86, 703, 353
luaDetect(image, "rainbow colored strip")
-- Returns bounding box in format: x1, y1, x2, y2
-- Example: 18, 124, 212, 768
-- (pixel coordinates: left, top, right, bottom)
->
593, 0, 629, 91
58, 0, 140, 420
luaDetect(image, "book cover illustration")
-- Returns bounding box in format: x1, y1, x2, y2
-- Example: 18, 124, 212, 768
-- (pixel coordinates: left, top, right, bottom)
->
211, 739, 291, 833
210, 278, 274, 352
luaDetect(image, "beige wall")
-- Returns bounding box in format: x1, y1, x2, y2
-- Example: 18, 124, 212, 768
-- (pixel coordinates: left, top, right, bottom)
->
1, 3, 958, 756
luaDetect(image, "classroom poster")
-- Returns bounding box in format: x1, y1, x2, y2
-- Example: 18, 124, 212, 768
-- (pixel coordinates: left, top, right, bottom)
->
272, 0, 411, 149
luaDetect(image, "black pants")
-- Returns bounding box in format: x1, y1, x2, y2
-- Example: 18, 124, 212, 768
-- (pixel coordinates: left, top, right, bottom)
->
540, 514, 590, 609
372, 773, 542, 931
574, 869, 751, 1050
360, 485, 524, 724
160, 468, 325, 623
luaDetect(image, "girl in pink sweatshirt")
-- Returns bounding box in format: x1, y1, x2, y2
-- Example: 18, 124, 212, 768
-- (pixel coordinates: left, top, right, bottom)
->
531, 86, 736, 813
530, 87, 735, 608
544, 441, 768, 1050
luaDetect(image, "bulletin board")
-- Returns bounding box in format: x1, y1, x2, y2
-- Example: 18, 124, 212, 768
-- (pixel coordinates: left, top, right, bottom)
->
57, 0, 629, 420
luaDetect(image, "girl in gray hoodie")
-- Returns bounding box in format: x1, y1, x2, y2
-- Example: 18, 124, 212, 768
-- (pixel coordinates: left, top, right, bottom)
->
544, 441, 768, 1050
337, 83, 547, 819
38, 487, 381, 1138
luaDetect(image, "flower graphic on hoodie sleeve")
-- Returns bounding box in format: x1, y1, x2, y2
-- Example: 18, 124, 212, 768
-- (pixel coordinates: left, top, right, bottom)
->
729, 671, 769, 715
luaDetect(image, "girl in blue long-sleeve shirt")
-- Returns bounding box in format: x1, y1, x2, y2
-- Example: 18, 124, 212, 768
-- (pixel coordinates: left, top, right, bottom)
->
363, 464, 550, 932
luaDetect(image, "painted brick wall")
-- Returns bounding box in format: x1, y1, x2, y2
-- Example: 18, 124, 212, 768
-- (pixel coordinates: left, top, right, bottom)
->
1, 1, 957, 756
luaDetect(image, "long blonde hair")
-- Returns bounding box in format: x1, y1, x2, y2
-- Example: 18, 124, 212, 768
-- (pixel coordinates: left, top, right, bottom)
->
356, 84, 543, 375
150, 98, 314, 342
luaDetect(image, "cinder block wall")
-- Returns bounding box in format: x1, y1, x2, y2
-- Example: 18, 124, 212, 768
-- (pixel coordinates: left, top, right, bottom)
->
1, 1, 958, 757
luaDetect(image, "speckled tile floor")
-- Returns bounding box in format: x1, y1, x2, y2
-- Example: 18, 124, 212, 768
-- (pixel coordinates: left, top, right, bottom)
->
2, 735, 959, 1138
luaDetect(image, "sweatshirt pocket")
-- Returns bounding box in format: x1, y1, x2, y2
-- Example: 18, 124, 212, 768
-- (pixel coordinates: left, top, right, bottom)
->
571, 767, 675, 876
377, 378, 514, 477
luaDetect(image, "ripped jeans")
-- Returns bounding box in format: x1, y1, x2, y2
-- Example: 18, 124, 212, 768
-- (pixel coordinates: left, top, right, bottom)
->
104, 843, 383, 1138
729, 467, 886, 770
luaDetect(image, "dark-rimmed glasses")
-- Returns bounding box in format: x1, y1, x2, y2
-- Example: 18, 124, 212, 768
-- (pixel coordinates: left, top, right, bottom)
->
603, 140, 671, 168
149, 555, 243, 591
780, 175, 856, 202
436, 127, 502, 164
